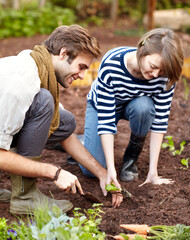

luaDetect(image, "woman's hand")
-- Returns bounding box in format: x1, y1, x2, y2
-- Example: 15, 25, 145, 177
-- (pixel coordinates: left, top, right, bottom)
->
139, 172, 174, 186
106, 170, 123, 207
111, 191, 123, 208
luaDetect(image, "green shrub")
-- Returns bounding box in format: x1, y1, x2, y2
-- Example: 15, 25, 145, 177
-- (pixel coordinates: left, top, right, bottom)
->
0, 3, 76, 39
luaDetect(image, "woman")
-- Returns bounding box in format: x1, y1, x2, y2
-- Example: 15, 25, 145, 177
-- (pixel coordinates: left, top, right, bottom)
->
80, 28, 184, 189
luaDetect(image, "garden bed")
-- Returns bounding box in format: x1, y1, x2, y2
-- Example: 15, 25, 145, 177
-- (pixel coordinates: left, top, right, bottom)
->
0, 23, 190, 237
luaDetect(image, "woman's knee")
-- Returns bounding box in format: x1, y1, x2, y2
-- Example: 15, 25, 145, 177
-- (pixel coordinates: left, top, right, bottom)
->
129, 96, 155, 120
127, 96, 156, 136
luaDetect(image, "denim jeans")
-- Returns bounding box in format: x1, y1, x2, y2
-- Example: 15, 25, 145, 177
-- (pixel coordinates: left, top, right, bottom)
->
80, 96, 155, 177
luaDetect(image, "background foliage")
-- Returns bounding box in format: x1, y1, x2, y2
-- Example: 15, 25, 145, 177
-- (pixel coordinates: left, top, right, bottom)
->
0, 0, 190, 38
0, 2, 76, 38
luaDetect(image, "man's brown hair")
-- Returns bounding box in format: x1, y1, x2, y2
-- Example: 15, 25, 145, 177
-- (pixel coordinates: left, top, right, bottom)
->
43, 24, 101, 63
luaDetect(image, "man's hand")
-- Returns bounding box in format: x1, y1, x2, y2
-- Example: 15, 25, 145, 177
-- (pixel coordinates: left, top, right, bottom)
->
54, 169, 84, 194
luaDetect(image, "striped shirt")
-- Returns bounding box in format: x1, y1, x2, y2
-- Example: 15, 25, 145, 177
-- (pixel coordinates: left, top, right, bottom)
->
87, 47, 175, 135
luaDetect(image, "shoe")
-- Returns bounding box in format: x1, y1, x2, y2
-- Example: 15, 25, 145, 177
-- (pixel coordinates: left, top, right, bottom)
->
120, 161, 138, 182
67, 156, 78, 165
0, 188, 11, 202
120, 133, 146, 182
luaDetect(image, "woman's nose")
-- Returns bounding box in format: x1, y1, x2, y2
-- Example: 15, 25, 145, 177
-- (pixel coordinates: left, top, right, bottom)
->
152, 69, 160, 78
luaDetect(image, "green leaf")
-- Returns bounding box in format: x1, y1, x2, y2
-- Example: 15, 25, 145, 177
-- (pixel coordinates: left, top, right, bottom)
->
181, 158, 189, 168
105, 183, 120, 192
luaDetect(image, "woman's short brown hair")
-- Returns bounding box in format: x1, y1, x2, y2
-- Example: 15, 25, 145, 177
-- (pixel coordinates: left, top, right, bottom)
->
43, 24, 101, 62
137, 28, 184, 88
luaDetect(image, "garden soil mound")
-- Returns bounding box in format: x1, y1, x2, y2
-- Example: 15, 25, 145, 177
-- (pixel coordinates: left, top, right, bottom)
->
0, 23, 190, 237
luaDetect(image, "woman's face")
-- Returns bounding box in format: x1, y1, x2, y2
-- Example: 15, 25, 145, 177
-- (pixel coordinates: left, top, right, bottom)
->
139, 53, 165, 80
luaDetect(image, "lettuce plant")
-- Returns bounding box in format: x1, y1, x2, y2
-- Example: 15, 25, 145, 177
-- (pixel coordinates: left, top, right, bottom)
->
4, 203, 106, 240
161, 136, 186, 156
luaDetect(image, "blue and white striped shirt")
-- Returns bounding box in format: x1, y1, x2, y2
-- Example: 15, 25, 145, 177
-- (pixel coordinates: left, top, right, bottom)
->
87, 47, 175, 135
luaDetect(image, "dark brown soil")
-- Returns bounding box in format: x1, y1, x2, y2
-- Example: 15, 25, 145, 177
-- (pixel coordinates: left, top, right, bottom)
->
0, 22, 190, 237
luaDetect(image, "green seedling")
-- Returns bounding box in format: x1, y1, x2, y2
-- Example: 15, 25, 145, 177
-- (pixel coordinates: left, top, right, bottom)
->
161, 136, 186, 156
181, 158, 189, 169
105, 183, 132, 198
172, 140, 186, 156
105, 183, 120, 192
161, 136, 175, 152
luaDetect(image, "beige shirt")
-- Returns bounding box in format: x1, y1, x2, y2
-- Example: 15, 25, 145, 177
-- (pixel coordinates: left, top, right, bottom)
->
0, 50, 41, 150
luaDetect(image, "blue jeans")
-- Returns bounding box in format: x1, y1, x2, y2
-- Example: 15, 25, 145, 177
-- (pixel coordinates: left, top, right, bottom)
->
80, 96, 155, 177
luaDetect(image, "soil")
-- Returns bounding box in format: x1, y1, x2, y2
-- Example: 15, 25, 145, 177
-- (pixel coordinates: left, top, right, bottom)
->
0, 21, 190, 238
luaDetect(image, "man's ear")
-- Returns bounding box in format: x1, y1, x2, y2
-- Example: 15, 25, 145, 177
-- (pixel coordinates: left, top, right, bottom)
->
59, 47, 67, 60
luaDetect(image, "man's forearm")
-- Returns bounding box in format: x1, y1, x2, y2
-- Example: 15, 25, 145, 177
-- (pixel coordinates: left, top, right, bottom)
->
0, 149, 57, 179
61, 134, 107, 179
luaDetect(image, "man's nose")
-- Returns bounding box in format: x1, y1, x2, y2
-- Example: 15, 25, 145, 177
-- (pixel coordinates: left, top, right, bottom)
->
78, 70, 85, 79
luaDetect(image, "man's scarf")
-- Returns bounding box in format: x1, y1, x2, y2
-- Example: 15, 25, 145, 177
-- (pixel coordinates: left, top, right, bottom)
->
30, 45, 59, 137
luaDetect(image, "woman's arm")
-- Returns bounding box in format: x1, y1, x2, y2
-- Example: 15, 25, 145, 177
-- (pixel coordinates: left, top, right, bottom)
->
101, 133, 123, 207
100, 134, 120, 187
140, 131, 174, 185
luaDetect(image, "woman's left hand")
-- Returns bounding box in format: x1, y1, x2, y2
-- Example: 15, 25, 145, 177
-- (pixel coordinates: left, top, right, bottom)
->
139, 173, 174, 186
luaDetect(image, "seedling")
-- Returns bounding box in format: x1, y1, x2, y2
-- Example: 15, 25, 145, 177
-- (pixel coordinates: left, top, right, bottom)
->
181, 158, 189, 169
162, 136, 189, 170
161, 136, 186, 156
105, 183, 120, 192
105, 183, 132, 198
161, 136, 175, 152
172, 140, 186, 156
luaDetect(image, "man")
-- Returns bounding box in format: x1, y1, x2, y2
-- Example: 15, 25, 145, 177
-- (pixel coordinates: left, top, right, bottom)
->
0, 25, 123, 215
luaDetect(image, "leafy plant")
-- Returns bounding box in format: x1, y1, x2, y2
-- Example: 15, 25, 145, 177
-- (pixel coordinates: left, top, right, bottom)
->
161, 136, 186, 156
117, 223, 190, 240
148, 224, 190, 239
172, 141, 186, 156
161, 136, 189, 170
181, 158, 189, 169
0, 3, 76, 39
2, 203, 106, 240
105, 183, 132, 198
0, 217, 9, 240
161, 136, 175, 152
105, 183, 120, 192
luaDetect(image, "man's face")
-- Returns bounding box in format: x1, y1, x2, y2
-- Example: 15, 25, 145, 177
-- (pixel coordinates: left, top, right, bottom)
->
54, 50, 93, 88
